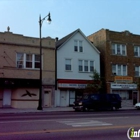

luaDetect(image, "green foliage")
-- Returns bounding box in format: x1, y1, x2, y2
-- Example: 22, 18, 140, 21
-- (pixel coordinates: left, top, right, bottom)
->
85, 70, 103, 94
90, 69, 100, 80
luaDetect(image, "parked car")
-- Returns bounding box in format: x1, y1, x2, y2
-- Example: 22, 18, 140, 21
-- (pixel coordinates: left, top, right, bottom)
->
73, 93, 122, 111
134, 103, 140, 110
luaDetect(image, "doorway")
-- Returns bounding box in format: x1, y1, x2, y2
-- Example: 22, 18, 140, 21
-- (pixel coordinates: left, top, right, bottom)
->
60, 90, 67, 106
132, 91, 138, 105
44, 90, 51, 107
3, 89, 11, 107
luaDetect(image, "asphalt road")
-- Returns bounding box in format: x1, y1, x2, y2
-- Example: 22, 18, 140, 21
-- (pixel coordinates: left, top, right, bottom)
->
0, 110, 140, 140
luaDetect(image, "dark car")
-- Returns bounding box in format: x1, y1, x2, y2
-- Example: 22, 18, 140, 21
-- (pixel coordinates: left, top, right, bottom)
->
73, 93, 121, 111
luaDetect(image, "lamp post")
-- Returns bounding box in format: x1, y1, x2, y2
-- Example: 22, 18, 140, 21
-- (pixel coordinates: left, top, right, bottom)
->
37, 12, 52, 110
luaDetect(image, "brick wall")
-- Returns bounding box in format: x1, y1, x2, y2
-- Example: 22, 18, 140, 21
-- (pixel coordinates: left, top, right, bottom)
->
88, 29, 140, 92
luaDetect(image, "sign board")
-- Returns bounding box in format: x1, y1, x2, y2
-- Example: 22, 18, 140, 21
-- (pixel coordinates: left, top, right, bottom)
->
58, 83, 87, 89
111, 83, 137, 89
114, 76, 133, 83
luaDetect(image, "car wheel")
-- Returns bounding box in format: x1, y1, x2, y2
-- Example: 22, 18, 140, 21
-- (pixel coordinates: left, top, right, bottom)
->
85, 107, 89, 112
115, 107, 119, 110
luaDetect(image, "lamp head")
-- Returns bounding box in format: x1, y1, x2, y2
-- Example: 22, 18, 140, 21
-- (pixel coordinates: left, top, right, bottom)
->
47, 12, 52, 24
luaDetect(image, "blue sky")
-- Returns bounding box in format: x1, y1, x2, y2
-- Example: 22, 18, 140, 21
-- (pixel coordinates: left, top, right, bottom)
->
1, 0, 140, 39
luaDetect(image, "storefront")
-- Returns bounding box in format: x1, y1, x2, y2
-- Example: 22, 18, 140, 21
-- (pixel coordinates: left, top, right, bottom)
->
55, 80, 89, 107
0, 78, 40, 108
110, 76, 139, 107
0, 78, 54, 108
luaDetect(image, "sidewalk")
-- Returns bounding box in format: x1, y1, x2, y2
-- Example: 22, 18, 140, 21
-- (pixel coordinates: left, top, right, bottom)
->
0, 106, 136, 114
0, 107, 74, 114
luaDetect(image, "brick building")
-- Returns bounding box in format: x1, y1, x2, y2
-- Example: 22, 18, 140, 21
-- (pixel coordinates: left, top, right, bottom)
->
88, 29, 140, 107
0, 27, 55, 108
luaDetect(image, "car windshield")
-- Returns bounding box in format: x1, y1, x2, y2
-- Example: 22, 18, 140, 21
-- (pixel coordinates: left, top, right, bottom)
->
91, 95, 99, 100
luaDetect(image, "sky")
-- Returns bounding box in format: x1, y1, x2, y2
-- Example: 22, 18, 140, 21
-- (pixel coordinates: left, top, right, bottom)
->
1, 0, 140, 39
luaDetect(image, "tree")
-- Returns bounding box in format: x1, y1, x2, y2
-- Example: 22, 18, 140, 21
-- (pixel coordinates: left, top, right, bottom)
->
85, 70, 104, 94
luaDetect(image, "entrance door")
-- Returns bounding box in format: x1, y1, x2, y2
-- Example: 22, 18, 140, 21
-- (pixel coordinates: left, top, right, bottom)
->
3, 89, 11, 107
133, 91, 138, 105
44, 90, 51, 107
60, 91, 67, 106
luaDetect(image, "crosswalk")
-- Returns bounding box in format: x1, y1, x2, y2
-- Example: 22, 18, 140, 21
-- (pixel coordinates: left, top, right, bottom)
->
57, 119, 112, 127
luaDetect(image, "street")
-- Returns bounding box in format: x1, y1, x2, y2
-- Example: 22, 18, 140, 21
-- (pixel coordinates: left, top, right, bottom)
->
0, 110, 140, 140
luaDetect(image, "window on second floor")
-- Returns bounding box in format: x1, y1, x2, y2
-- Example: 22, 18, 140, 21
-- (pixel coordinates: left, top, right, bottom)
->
17, 53, 24, 68
79, 60, 94, 73
74, 40, 83, 52
112, 64, 127, 76
16, 53, 40, 69
26, 54, 32, 68
135, 66, 140, 77
111, 43, 126, 56
65, 59, 72, 71
134, 46, 140, 57
34, 55, 40, 68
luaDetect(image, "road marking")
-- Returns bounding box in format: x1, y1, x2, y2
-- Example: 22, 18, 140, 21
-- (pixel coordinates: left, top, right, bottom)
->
0, 124, 140, 136
58, 119, 112, 127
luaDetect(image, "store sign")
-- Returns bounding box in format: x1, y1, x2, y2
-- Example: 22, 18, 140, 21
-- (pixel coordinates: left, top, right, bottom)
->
111, 83, 137, 89
114, 76, 133, 83
58, 83, 87, 89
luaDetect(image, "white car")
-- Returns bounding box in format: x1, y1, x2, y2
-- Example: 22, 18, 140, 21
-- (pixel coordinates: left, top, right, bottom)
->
134, 103, 140, 110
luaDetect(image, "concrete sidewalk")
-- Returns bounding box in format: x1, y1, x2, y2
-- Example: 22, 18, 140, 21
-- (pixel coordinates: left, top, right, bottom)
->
0, 106, 136, 114
0, 107, 74, 114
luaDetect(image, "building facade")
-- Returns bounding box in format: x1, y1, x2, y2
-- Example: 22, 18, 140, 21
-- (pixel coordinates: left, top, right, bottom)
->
88, 29, 140, 107
0, 28, 55, 108
55, 29, 100, 107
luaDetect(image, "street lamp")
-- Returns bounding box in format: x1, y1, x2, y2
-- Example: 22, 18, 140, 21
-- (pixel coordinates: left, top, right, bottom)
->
37, 12, 52, 110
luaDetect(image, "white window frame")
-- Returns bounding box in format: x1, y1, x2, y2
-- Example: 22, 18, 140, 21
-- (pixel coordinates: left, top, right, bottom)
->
135, 66, 140, 77
34, 54, 40, 69
78, 60, 94, 73
74, 40, 83, 52
112, 64, 127, 76
16, 53, 24, 68
134, 46, 140, 57
79, 60, 83, 72
16, 53, 40, 69
65, 58, 72, 71
26, 54, 33, 68
111, 43, 126, 56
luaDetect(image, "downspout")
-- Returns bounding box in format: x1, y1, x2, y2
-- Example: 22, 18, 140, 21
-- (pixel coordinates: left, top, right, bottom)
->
55, 37, 58, 90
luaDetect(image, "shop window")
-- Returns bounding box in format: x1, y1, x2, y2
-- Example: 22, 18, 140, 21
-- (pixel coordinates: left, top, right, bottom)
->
69, 91, 75, 105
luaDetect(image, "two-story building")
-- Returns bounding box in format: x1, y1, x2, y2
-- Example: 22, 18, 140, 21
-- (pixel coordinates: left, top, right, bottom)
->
88, 29, 140, 107
0, 27, 55, 108
55, 29, 100, 107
